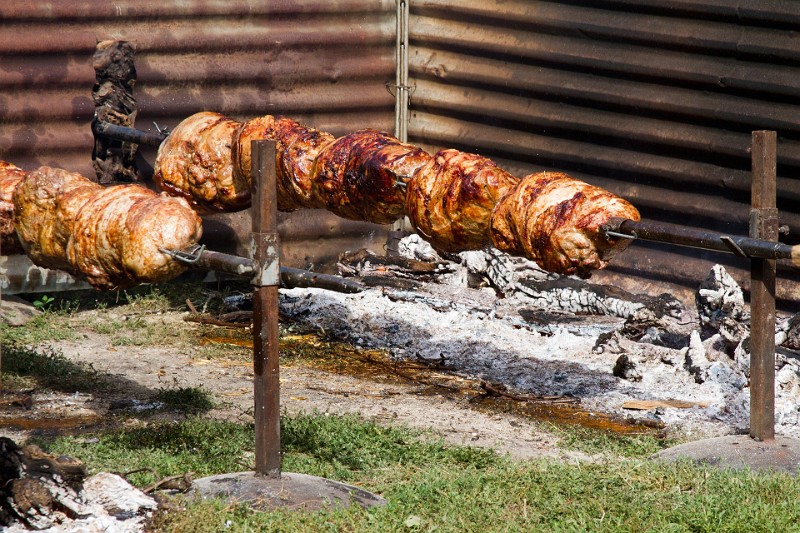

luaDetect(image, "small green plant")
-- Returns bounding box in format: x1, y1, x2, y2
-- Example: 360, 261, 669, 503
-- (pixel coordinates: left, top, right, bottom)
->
32, 294, 55, 311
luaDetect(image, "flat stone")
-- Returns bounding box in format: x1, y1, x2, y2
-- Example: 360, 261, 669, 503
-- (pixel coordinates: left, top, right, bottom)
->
0, 295, 40, 326
189, 471, 386, 512
653, 435, 800, 474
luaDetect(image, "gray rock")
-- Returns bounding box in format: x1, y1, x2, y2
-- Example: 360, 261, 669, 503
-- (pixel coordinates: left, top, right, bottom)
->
0, 295, 41, 326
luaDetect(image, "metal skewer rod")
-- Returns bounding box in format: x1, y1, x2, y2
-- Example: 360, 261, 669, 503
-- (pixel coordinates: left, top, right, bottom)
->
161, 245, 365, 294
92, 119, 168, 147
603, 217, 800, 265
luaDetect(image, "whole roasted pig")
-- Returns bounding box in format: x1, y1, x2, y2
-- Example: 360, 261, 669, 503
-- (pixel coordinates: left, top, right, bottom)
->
14, 166, 203, 290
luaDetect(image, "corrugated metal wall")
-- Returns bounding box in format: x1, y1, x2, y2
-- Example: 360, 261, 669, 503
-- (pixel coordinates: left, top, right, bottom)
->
407, 0, 800, 304
0, 0, 397, 292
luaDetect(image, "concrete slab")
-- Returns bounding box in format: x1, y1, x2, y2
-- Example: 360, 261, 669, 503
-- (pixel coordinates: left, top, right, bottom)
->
653, 435, 800, 474
189, 471, 386, 512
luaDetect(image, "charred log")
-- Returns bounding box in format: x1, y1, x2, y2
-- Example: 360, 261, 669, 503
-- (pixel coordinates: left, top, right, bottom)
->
0, 438, 86, 528
338, 248, 455, 282
91, 40, 139, 184
514, 277, 683, 320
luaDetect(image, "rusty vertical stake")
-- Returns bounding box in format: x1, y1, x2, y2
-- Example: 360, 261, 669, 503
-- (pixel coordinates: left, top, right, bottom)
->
251, 140, 282, 476
749, 130, 778, 442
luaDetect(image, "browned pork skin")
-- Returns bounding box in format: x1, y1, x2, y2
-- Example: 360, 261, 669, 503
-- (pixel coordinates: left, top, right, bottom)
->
405, 149, 519, 253
156, 112, 431, 224
0, 161, 27, 255
153, 112, 249, 214
490, 171, 641, 277
14, 166, 203, 290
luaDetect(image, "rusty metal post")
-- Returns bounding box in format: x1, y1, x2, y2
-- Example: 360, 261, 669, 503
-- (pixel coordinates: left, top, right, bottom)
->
251, 140, 282, 476
749, 130, 778, 442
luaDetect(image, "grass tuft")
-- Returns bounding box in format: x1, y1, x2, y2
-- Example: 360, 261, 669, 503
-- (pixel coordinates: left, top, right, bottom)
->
1, 343, 101, 392
546, 422, 680, 458
153, 386, 216, 413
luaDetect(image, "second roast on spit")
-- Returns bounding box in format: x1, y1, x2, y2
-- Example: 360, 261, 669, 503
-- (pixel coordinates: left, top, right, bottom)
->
153, 111, 640, 277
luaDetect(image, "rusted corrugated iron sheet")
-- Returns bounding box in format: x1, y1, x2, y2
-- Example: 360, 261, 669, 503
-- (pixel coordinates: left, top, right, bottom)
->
407, 0, 800, 304
0, 0, 395, 293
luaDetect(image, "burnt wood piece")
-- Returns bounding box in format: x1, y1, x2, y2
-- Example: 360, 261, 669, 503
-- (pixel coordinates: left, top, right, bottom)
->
0, 437, 87, 528
92, 40, 139, 184
514, 277, 684, 319
337, 248, 455, 281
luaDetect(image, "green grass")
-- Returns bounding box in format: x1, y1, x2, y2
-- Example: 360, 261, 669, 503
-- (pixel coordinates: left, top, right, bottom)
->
1, 343, 101, 392
32, 414, 800, 533
0, 312, 78, 346
546, 423, 682, 459
153, 386, 216, 413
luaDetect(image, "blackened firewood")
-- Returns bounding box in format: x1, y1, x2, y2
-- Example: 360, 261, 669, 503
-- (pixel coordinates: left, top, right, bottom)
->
92, 40, 140, 183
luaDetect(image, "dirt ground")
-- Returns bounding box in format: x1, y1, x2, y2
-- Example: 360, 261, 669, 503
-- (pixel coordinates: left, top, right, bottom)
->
3, 306, 598, 463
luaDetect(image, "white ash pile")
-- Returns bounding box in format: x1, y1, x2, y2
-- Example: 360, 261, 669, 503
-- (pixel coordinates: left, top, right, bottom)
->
1, 437, 156, 533
276, 236, 800, 438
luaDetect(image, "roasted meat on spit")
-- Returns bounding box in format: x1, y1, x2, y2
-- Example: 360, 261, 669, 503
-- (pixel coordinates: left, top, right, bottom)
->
152, 112, 639, 276
0, 161, 26, 255
157, 112, 431, 224
490, 171, 640, 277
309, 128, 430, 224
153, 112, 249, 214
13, 166, 203, 290
405, 149, 519, 253
234, 115, 334, 212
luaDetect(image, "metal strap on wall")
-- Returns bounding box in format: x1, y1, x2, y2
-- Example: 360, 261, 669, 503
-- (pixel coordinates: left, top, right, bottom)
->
388, 0, 412, 253
394, 0, 410, 143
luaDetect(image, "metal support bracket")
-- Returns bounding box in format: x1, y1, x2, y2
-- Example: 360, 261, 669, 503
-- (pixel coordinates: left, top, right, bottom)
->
251, 233, 280, 287
750, 207, 779, 241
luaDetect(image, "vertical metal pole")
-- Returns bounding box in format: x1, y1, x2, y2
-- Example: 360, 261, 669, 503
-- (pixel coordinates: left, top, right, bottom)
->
251, 140, 282, 476
394, 0, 409, 143
388, 0, 411, 255
749, 130, 778, 442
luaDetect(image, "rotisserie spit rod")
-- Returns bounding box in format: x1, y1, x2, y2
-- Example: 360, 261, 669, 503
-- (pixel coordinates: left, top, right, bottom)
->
92, 120, 167, 147
159, 244, 364, 294
603, 217, 800, 265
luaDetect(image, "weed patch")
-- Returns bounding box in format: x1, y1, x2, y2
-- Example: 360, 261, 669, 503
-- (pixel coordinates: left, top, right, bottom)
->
1, 344, 101, 392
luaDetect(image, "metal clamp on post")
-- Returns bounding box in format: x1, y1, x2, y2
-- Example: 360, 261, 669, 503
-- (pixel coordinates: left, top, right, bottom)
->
750, 207, 779, 241
251, 232, 280, 287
